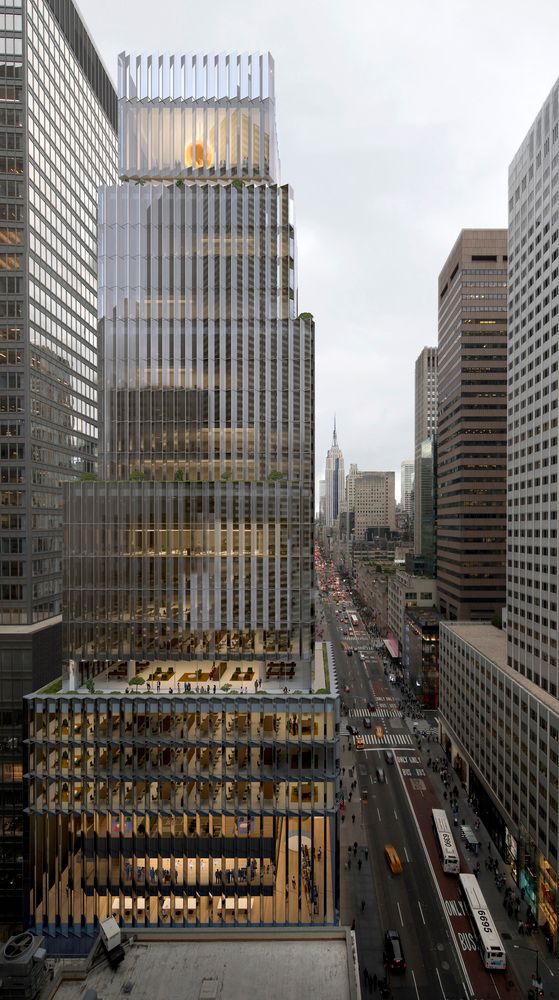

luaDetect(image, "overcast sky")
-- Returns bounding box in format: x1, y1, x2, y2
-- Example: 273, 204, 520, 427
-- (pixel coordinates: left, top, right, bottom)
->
80, 0, 559, 500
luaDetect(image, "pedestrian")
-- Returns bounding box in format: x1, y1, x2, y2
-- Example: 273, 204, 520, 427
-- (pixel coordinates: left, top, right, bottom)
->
358, 858, 362, 870
372, 972, 377, 991
351, 917, 355, 930
363, 967, 368, 988
365, 847, 369, 860
348, 859, 351, 870
354, 841, 358, 854
352, 813, 356, 824
361, 898, 366, 911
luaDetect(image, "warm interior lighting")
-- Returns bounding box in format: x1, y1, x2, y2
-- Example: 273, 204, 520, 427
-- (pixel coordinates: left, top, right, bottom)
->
185, 141, 213, 169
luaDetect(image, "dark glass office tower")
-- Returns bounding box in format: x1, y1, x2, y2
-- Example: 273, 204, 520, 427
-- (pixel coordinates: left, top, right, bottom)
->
25, 52, 337, 944
0, 0, 117, 937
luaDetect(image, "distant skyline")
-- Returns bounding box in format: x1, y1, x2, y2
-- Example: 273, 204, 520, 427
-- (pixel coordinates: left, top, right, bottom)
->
79, 0, 559, 499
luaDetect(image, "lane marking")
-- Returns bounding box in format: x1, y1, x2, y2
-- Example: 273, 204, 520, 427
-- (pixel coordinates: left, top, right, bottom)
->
394, 756, 474, 998
435, 967, 446, 999
418, 899, 426, 925
489, 973, 502, 999
397, 900, 404, 926
377, 807, 381, 822
394, 809, 398, 820
404, 847, 410, 863
411, 968, 420, 999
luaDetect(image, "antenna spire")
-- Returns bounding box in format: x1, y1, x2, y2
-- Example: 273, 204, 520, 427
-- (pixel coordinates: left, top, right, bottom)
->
333, 415, 338, 447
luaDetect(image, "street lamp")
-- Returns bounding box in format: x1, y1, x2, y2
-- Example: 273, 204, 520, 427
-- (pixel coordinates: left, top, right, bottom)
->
513, 943, 543, 994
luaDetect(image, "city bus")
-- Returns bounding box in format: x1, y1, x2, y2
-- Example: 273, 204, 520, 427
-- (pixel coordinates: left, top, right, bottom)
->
350, 613, 359, 627
458, 873, 507, 971
431, 809, 460, 874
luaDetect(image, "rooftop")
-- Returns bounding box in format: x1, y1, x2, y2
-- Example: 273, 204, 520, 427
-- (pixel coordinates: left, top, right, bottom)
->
34, 643, 335, 700
442, 621, 559, 716
47, 930, 358, 1000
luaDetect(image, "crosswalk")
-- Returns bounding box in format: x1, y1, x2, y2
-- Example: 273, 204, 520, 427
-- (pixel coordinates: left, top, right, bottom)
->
350, 708, 401, 718
355, 733, 414, 747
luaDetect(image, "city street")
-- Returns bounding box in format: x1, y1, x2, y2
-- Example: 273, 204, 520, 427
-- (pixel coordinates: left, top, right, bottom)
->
323, 594, 469, 999
316, 568, 541, 1000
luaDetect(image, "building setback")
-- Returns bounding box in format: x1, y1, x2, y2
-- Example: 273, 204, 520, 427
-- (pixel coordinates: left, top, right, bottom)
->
437, 230, 508, 621
25, 51, 338, 945
0, 0, 117, 937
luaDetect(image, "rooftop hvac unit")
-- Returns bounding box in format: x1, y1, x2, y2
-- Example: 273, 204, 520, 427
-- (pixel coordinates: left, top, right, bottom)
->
99, 917, 125, 969
0, 932, 47, 1000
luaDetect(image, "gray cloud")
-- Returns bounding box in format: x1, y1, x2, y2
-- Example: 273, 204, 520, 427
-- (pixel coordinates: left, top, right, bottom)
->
80, 0, 559, 498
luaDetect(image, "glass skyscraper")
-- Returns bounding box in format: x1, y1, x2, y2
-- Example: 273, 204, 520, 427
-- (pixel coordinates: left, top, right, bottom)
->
0, 0, 117, 937
25, 52, 337, 945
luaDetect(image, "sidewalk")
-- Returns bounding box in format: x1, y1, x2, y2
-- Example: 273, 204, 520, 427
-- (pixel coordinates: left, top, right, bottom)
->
338, 734, 385, 995
409, 718, 559, 998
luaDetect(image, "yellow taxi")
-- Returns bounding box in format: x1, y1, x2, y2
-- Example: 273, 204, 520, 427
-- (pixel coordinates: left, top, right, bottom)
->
375, 725, 384, 739
384, 844, 403, 875
355, 735, 365, 750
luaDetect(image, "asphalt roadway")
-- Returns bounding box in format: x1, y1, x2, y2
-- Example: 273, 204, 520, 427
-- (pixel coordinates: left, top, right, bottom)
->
322, 592, 472, 1000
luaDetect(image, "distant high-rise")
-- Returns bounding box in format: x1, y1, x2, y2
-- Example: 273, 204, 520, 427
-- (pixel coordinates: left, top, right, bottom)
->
0, 0, 117, 936
354, 471, 396, 540
318, 479, 326, 523
400, 460, 414, 516
437, 230, 507, 621
325, 419, 344, 527
414, 347, 438, 570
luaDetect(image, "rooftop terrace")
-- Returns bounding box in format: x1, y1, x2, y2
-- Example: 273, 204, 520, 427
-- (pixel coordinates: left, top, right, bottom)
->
36, 642, 335, 699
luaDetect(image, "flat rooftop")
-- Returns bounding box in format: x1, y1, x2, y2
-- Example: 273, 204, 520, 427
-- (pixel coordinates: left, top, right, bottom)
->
49, 931, 357, 1000
443, 621, 507, 668
443, 621, 559, 716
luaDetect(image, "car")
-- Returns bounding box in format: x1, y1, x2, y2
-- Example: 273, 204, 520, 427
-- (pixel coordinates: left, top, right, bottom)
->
346, 723, 357, 736
359, 652, 365, 660
367, 701, 376, 713
383, 929, 406, 972
384, 749, 395, 765
347, 649, 353, 656
375, 725, 384, 739
363, 717, 371, 729
388, 674, 396, 683
355, 735, 365, 750
376, 767, 385, 783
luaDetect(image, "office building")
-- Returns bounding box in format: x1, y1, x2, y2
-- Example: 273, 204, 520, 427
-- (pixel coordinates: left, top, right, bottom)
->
437, 230, 507, 621
318, 479, 326, 524
325, 419, 344, 527
402, 607, 440, 708
400, 459, 414, 517
414, 347, 437, 573
387, 570, 437, 655
354, 470, 395, 540
0, 0, 117, 936
439, 83, 559, 951
24, 50, 338, 944
415, 437, 436, 577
